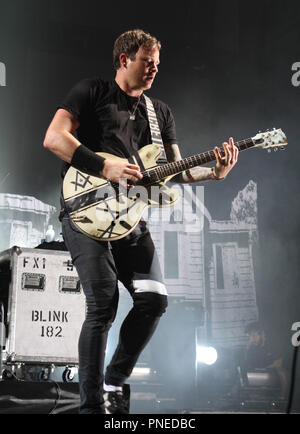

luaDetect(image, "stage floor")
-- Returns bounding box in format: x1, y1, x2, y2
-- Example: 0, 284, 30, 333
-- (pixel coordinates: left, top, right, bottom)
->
0, 380, 299, 414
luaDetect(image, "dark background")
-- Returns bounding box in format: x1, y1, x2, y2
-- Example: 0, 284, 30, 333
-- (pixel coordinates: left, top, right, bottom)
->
0, 0, 299, 403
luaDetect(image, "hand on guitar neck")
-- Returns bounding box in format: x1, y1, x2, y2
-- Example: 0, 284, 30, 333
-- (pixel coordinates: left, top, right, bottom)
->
100, 136, 239, 186
213, 137, 239, 180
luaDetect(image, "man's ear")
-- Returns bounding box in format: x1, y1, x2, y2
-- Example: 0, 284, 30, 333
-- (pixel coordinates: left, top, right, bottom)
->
119, 53, 128, 69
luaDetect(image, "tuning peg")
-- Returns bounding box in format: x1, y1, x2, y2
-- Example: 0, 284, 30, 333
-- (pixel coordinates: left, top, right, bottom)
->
274, 147, 278, 152
280, 146, 286, 151
267, 149, 272, 153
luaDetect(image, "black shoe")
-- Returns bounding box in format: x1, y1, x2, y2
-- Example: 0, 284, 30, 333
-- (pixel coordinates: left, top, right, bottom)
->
104, 384, 130, 414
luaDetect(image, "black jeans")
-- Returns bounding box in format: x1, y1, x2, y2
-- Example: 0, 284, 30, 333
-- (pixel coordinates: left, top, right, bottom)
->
62, 217, 168, 414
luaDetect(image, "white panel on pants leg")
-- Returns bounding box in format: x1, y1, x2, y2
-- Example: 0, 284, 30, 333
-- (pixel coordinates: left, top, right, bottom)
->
133, 280, 168, 296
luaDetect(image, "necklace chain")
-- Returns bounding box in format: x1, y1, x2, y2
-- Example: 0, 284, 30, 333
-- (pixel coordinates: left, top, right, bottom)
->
128, 97, 141, 120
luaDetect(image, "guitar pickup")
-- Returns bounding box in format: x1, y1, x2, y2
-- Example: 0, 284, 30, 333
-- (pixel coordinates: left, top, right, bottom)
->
72, 215, 93, 223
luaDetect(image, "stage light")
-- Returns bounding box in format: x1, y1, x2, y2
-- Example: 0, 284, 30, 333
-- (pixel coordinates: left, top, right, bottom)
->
196, 345, 218, 365
131, 366, 151, 377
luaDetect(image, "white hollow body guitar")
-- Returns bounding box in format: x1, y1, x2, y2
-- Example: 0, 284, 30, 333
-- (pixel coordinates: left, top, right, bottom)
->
63, 129, 288, 241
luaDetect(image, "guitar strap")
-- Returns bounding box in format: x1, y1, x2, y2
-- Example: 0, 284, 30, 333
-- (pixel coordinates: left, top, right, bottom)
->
143, 94, 167, 165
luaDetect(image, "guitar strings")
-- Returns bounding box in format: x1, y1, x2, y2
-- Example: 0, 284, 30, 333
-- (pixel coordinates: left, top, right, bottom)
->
139, 137, 255, 181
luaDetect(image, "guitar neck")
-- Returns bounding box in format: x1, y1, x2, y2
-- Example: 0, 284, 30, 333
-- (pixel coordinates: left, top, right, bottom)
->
148, 138, 255, 180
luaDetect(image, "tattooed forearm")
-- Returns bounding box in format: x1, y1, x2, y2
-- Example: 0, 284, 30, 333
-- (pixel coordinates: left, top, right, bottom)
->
164, 143, 216, 184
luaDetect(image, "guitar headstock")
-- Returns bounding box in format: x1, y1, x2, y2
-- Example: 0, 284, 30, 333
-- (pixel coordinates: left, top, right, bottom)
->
252, 128, 288, 151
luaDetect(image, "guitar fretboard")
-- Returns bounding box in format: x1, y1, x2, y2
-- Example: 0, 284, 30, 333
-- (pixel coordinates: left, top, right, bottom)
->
141, 138, 255, 183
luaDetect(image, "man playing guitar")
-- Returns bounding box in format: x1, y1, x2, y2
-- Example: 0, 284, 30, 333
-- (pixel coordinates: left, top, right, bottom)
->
43, 29, 239, 414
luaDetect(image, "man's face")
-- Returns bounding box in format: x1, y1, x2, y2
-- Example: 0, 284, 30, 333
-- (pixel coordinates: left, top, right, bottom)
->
125, 46, 160, 91
249, 330, 265, 346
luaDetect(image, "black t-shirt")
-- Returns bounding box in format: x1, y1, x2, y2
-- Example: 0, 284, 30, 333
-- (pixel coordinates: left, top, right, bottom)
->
245, 344, 281, 370
58, 77, 177, 178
